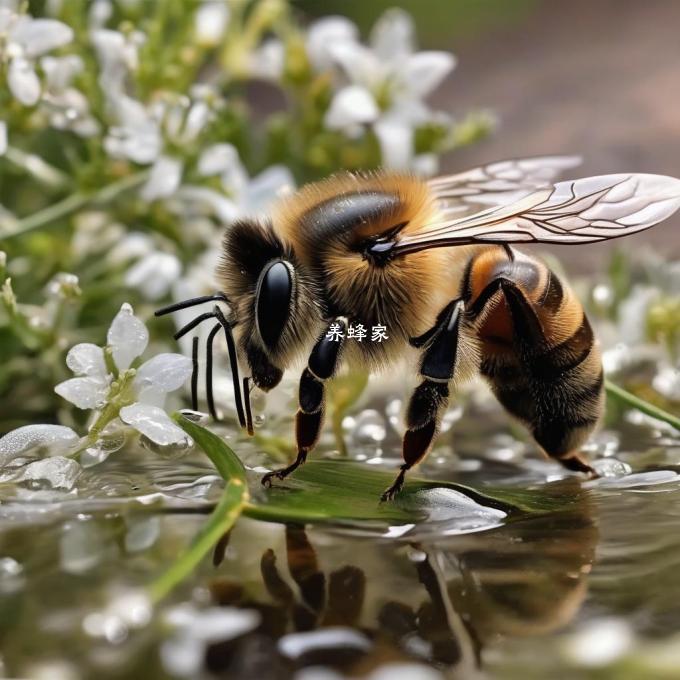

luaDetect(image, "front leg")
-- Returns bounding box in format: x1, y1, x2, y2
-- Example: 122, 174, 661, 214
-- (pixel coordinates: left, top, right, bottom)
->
262, 318, 347, 487
382, 300, 471, 501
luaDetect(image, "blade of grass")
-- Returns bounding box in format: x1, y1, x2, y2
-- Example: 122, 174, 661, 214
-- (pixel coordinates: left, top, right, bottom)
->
606, 379, 680, 431
148, 414, 248, 603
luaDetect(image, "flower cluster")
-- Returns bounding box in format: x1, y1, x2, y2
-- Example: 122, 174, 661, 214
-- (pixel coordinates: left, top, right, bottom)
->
0, 303, 192, 478
0, 0, 488, 432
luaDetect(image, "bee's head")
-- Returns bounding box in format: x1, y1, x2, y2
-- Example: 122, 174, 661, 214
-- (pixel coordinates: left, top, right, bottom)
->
217, 218, 321, 389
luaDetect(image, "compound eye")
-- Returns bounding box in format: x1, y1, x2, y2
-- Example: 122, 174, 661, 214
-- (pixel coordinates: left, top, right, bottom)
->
256, 260, 293, 350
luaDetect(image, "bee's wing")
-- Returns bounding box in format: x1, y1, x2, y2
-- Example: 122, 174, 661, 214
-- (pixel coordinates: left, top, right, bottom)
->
395, 174, 680, 255
428, 155, 583, 215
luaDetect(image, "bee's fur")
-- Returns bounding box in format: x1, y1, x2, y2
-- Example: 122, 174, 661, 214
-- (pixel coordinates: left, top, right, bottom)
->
215, 170, 606, 491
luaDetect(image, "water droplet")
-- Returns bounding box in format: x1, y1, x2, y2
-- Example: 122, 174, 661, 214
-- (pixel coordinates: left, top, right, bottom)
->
591, 458, 632, 478
81, 430, 127, 468
407, 547, 427, 563
0, 557, 24, 594
18, 457, 81, 491
178, 409, 209, 424
140, 434, 194, 458
349, 409, 386, 447
250, 387, 267, 428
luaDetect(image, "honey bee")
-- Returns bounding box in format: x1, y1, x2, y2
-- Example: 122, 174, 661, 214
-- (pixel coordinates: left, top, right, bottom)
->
156, 157, 680, 500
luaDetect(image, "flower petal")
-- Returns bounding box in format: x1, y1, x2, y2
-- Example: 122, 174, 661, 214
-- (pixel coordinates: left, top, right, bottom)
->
119, 403, 189, 445
306, 16, 358, 72
0, 121, 6, 156
374, 117, 413, 170
65, 343, 107, 378
140, 155, 183, 202
242, 165, 295, 214
249, 39, 284, 81
125, 252, 182, 301
107, 303, 149, 371
55, 376, 110, 409
327, 42, 383, 89
324, 86, 379, 130
134, 353, 193, 395
194, 1, 230, 47
0, 424, 78, 466
11, 18, 74, 58
8, 57, 41, 106
197, 143, 240, 177
370, 8, 415, 61
401, 51, 456, 98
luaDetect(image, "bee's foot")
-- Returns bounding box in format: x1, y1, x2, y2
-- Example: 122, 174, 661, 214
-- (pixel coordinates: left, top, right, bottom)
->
261, 452, 307, 489
380, 466, 408, 502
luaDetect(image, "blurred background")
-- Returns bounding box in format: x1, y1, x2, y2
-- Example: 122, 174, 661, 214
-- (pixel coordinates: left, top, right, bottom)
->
0, 0, 678, 431
301, 0, 680, 269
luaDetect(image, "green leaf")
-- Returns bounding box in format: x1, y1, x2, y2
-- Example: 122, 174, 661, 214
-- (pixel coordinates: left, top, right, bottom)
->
149, 415, 583, 602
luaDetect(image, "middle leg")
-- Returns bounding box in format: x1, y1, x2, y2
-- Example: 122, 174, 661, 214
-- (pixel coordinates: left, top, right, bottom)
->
382, 300, 472, 501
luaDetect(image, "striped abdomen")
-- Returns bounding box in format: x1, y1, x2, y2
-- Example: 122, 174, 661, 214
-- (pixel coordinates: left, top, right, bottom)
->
465, 248, 603, 470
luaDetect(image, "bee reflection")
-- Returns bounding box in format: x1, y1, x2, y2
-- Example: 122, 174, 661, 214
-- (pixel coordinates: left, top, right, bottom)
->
206, 482, 596, 678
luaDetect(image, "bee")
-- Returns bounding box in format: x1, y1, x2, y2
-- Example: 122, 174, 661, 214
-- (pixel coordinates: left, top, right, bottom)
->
156, 157, 680, 500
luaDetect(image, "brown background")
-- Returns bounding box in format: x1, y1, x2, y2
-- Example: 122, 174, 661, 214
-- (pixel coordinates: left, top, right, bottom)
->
434, 0, 680, 271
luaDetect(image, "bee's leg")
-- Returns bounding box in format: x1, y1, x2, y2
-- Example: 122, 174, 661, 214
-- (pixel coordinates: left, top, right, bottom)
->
382, 301, 464, 501
471, 277, 598, 476
262, 318, 347, 487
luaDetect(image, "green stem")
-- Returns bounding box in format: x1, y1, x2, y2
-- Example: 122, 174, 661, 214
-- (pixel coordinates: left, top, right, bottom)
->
605, 379, 680, 431
1, 171, 150, 241
148, 414, 249, 603
4, 147, 72, 190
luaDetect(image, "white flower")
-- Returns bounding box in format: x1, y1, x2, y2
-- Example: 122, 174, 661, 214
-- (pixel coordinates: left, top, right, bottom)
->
320, 8, 456, 170
0, 121, 6, 156
103, 95, 163, 164
0, 6, 73, 106
194, 1, 230, 47
54, 303, 192, 445
248, 39, 285, 81
140, 155, 183, 202
125, 251, 182, 301
90, 28, 143, 97
306, 16, 358, 72
182, 142, 294, 222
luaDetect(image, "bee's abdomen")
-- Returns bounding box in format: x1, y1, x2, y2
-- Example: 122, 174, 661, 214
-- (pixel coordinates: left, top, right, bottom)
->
474, 250, 604, 460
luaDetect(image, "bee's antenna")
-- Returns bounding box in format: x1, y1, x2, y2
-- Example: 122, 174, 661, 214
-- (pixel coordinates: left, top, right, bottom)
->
174, 311, 216, 340
191, 336, 199, 411
155, 293, 230, 317
243, 377, 254, 436
213, 306, 247, 430
205, 323, 221, 421
156, 297, 247, 431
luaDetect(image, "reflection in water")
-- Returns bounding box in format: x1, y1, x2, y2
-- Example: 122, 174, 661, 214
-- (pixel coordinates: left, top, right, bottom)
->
4, 432, 680, 677
198, 485, 596, 678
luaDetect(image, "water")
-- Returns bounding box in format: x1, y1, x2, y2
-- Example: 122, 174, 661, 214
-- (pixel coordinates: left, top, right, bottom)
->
0, 404, 679, 679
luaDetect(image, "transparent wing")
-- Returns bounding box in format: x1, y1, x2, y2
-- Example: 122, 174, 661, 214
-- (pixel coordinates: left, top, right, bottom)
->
395, 173, 680, 256
428, 155, 583, 216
